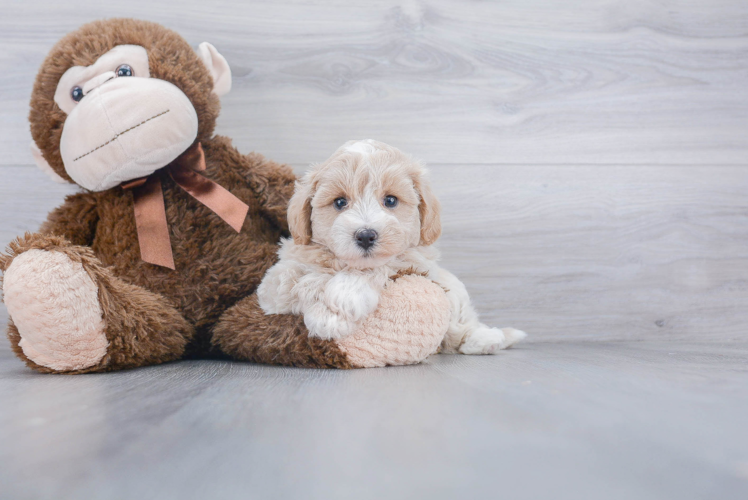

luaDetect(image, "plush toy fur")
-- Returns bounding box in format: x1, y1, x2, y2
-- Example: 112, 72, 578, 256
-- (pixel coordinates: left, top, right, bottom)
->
0, 19, 448, 373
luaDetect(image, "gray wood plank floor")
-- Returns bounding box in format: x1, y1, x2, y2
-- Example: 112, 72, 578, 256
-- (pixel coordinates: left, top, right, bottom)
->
1, 342, 747, 500
1, 1, 747, 498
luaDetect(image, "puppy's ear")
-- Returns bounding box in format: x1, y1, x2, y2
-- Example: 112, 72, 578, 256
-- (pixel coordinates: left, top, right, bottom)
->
414, 169, 442, 246
288, 177, 314, 245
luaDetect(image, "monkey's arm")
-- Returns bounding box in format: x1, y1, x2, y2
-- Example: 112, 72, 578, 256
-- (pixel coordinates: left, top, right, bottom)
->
39, 191, 99, 246
242, 152, 296, 233
206, 136, 297, 233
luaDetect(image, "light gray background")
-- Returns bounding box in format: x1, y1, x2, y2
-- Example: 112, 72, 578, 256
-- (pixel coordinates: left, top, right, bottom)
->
0, 1, 746, 499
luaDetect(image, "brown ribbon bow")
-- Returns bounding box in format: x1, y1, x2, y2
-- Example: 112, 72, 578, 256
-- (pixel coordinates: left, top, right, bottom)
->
122, 143, 249, 270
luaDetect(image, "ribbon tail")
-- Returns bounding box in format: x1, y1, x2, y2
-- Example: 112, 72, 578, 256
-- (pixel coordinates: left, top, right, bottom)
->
169, 165, 249, 232
131, 176, 175, 269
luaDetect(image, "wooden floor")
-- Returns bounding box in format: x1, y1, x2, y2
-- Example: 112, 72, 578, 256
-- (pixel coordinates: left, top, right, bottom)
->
1, 341, 747, 500
1, 1, 747, 498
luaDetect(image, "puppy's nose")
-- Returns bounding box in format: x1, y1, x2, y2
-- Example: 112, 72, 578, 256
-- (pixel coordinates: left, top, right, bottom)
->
355, 228, 378, 250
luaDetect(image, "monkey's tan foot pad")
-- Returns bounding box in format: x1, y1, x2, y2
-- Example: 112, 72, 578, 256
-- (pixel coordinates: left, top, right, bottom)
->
337, 275, 450, 368
2, 249, 108, 371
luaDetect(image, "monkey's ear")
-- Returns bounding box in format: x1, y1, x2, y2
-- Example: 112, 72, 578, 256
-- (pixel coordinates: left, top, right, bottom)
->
30, 142, 67, 184
197, 42, 232, 97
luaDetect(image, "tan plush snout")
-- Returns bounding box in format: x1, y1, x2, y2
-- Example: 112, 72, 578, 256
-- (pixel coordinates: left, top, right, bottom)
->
59, 76, 199, 191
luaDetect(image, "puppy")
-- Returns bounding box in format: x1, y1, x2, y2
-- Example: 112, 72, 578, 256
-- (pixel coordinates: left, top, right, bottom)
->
258, 140, 526, 354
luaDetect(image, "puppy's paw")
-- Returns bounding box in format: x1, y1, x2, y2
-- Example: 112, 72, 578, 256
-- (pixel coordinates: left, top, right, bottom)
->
459, 326, 527, 355
303, 302, 358, 340
324, 272, 380, 322
501, 327, 528, 348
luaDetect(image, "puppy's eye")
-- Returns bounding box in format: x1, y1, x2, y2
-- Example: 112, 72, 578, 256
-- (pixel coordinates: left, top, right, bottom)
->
71, 86, 84, 102
334, 197, 348, 210
116, 64, 134, 77
383, 195, 398, 208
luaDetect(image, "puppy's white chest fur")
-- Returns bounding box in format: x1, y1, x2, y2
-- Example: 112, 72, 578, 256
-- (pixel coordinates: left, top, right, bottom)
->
257, 240, 435, 340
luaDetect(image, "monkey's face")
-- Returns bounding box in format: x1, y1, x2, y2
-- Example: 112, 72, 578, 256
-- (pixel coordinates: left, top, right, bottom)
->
30, 20, 231, 191
55, 44, 200, 191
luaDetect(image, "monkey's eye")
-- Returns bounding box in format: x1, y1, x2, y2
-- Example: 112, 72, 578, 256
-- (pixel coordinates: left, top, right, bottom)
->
116, 64, 133, 77
71, 86, 84, 102
383, 195, 398, 208
334, 197, 348, 210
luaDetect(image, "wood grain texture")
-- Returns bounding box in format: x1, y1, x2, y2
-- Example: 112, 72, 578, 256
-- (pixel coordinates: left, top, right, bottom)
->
433, 164, 748, 341
0, 342, 746, 500
2, 0, 748, 165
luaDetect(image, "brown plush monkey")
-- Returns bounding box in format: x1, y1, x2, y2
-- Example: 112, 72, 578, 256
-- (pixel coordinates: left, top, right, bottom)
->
0, 19, 449, 373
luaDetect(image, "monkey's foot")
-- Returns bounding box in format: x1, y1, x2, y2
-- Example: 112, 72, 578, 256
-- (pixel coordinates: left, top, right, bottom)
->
3, 249, 108, 371
337, 274, 450, 368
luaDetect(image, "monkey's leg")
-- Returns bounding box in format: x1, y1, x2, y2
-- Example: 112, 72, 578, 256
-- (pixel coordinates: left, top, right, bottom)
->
211, 293, 354, 369
1, 234, 193, 374
211, 274, 450, 369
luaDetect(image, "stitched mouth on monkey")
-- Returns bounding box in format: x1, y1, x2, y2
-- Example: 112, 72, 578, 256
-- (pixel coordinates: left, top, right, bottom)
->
72, 109, 171, 163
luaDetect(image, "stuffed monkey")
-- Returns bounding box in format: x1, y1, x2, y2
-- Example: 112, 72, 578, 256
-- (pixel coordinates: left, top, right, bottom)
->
0, 19, 448, 373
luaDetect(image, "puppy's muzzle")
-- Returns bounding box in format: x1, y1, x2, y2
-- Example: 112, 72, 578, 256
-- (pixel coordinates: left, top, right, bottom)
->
355, 228, 378, 251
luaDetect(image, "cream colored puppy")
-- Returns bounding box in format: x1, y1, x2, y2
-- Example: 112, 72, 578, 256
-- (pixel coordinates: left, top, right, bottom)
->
258, 140, 526, 354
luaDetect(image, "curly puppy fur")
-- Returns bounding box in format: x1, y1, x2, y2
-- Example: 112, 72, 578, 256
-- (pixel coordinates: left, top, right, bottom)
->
258, 140, 526, 353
